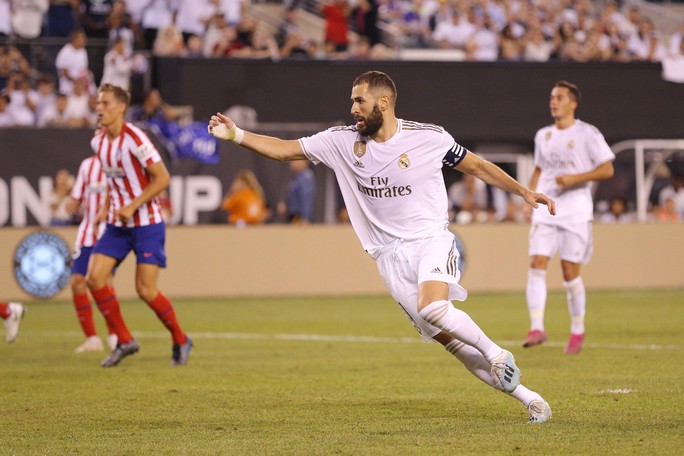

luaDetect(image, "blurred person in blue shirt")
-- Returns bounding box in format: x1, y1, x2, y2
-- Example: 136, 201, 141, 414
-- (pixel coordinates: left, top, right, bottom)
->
278, 160, 316, 224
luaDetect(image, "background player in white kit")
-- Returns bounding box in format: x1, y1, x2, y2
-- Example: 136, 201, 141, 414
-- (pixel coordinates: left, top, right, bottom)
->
208, 71, 556, 423
523, 81, 615, 355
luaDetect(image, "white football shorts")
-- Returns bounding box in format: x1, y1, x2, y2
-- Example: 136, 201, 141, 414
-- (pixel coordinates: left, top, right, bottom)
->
372, 230, 468, 341
528, 221, 593, 264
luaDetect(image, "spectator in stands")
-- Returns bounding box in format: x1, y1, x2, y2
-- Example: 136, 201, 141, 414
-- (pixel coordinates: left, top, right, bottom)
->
0, 93, 13, 127
11, 0, 49, 39
0, 0, 12, 37
668, 21, 684, 57
4, 71, 37, 126
101, 37, 132, 90
465, 13, 499, 62
279, 31, 317, 60
523, 26, 555, 62
276, 5, 299, 49
235, 28, 280, 60
37, 92, 69, 127
80, 0, 112, 39
598, 197, 632, 224
185, 34, 204, 57
221, 170, 269, 227
64, 78, 93, 127
128, 88, 182, 123
141, 0, 177, 50
653, 197, 681, 222
448, 174, 488, 224
217, 0, 243, 27
108, 0, 138, 56
56, 29, 90, 95
320, 0, 351, 52
34, 76, 56, 122
352, 0, 381, 47
626, 17, 666, 62
277, 160, 316, 224
48, 168, 76, 226
153, 24, 186, 57
432, 10, 476, 51
659, 174, 684, 220
45, 0, 79, 37
175, 0, 212, 45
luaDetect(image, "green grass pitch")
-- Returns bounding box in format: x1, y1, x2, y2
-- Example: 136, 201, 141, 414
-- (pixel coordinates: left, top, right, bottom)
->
1, 290, 682, 455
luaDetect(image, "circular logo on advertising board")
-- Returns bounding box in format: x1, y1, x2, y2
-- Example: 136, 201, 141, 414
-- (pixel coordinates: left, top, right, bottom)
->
13, 231, 72, 299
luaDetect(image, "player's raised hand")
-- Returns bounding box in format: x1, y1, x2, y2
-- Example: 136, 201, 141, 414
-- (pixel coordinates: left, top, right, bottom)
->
208, 112, 244, 143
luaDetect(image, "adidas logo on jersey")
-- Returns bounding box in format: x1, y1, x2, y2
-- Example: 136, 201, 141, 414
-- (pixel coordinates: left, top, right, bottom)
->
431, 267, 443, 274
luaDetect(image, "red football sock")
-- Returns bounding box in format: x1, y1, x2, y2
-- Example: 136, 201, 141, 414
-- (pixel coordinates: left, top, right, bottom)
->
0, 303, 9, 319
91, 286, 133, 344
146, 292, 186, 345
73, 293, 97, 337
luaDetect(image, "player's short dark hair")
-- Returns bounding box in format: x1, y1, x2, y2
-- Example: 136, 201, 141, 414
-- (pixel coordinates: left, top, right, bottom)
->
353, 71, 398, 106
98, 83, 131, 106
554, 80, 581, 105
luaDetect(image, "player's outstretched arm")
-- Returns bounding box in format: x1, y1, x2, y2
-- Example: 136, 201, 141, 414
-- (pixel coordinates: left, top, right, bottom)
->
208, 112, 306, 161
456, 152, 556, 216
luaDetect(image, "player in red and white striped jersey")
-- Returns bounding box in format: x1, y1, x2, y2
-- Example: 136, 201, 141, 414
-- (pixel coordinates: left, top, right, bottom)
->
66, 155, 118, 353
86, 83, 191, 368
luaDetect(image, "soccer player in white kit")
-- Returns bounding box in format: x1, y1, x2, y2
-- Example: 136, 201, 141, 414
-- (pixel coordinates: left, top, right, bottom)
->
208, 71, 556, 423
523, 81, 615, 355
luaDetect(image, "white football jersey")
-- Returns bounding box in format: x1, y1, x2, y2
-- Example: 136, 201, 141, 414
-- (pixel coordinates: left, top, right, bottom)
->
300, 119, 467, 251
532, 119, 615, 225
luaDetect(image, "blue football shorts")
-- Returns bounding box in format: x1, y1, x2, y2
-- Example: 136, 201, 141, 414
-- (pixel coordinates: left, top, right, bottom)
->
92, 223, 167, 268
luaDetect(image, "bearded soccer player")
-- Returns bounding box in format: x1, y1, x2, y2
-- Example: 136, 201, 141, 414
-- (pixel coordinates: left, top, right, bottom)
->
523, 81, 614, 355
208, 70, 556, 423
87, 83, 192, 367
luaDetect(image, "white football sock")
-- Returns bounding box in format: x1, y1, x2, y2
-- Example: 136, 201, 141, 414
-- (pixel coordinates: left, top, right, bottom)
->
444, 339, 543, 406
526, 268, 547, 331
564, 276, 586, 334
420, 300, 501, 362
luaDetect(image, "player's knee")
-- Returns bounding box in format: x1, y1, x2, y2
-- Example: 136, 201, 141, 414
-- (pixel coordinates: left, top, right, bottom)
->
135, 283, 156, 302
86, 273, 106, 291
530, 256, 548, 269
70, 274, 87, 293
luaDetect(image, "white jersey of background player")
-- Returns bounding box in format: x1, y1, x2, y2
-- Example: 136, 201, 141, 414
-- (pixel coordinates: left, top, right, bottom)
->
523, 81, 615, 355
208, 70, 557, 423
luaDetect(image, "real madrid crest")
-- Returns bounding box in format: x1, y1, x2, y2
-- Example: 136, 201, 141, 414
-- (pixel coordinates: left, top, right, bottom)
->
353, 141, 366, 158
545, 132, 552, 141
567, 140, 575, 149
398, 153, 410, 169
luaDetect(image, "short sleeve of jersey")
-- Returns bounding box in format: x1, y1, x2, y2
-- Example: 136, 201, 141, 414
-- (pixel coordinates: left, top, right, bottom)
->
299, 127, 340, 167
131, 135, 161, 167
585, 124, 615, 166
441, 129, 469, 168
533, 128, 545, 167
70, 160, 88, 200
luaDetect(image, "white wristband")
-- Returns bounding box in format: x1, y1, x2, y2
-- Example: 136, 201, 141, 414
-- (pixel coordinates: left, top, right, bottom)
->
233, 126, 244, 145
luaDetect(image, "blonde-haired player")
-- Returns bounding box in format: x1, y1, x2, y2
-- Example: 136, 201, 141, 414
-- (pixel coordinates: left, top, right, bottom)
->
523, 81, 615, 355
209, 70, 556, 423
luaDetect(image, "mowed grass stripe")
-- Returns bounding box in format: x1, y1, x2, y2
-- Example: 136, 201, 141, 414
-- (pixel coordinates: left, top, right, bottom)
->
33, 329, 679, 351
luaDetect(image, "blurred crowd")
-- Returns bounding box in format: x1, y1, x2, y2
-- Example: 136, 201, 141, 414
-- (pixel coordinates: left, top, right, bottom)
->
1, 1, 684, 128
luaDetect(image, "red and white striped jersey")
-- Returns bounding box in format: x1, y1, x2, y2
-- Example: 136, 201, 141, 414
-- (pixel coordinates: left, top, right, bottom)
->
91, 123, 165, 227
71, 155, 107, 247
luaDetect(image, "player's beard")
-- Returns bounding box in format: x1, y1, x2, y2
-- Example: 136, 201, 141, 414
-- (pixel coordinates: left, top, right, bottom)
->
357, 104, 383, 137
